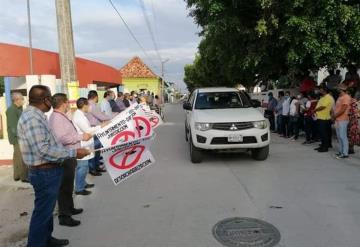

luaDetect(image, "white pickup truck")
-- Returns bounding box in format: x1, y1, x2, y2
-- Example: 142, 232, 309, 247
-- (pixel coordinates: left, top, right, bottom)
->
183, 87, 270, 163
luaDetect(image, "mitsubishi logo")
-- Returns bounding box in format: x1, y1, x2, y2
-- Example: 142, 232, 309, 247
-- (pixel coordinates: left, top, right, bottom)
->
230, 124, 238, 131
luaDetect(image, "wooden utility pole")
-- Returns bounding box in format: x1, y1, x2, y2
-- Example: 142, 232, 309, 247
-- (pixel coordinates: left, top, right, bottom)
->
55, 0, 77, 93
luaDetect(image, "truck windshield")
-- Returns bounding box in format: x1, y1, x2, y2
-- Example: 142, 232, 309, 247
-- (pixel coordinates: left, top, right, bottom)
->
194, 92, 251, 110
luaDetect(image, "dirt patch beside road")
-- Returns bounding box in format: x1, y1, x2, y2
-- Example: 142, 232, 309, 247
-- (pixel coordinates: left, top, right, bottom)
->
0, 166, 33, 247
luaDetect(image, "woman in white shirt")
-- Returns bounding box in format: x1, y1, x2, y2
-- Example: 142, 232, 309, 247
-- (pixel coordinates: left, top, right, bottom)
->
72, 98, 103, 195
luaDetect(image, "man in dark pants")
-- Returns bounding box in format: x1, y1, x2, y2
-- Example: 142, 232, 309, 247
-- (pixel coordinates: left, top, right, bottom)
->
86, 90, 111, 175
265, 92, 277, 131
281, 91, 291, 137
275, 91, 285, 134
17, 85, 89, 247
6, 92, 28, 182
314, 86, 335, 152
49, 94, 93, 227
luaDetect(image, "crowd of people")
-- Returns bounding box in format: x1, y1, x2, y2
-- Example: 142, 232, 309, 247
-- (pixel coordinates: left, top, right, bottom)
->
6, 85, 158, 247
266, 70, 360, 159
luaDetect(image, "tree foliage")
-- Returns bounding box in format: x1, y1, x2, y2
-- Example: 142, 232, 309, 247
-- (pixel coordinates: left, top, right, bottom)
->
184, 0, 360, 90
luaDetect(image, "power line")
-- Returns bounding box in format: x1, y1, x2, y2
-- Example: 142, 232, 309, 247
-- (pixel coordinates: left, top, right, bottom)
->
107, 0, 158, 70
138, 0, 162, 62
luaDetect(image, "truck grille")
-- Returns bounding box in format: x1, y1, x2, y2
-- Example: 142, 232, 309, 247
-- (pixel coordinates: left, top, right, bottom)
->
212, 122, 254, 131
211, 136, 257, 145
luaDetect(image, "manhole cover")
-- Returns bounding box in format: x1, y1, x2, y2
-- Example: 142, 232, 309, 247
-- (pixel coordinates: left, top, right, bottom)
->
212, 217, 281, 247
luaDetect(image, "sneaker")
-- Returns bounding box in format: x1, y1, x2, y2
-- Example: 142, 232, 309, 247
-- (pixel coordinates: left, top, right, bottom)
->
75, 190, 92, 196
302, 141, 311, 145
317, 148, 328, 153
336, 155, 349, 159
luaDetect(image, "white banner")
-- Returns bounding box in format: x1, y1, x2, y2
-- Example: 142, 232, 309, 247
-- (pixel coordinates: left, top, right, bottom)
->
94, 104, 156, 185
101, 139, 155, 185
138, 104, 164, 129
95, 104, 153, 147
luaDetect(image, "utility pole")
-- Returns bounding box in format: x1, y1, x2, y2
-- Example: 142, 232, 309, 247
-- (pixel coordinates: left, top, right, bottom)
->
26, 0, 33, 74
55, 0, 77, 93
161, 59, 169, 104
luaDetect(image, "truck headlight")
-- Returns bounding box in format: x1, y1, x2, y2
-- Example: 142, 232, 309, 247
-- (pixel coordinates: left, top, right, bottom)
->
253, 120, 267, 129
195, 122, 212, 131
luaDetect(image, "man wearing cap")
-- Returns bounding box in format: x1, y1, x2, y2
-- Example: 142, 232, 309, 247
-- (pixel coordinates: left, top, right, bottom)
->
333, 84, 352, 159
17, 85, 90, 247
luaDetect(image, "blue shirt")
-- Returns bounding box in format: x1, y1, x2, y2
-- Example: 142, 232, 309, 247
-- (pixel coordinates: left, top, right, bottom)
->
100, 99, 112, 117
17, 105, 76, 166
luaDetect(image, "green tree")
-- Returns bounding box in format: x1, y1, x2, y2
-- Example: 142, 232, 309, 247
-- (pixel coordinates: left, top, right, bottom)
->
184, 0, 360, 88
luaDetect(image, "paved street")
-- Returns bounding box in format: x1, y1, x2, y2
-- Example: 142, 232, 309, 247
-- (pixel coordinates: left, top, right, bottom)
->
55, 103, 360, 247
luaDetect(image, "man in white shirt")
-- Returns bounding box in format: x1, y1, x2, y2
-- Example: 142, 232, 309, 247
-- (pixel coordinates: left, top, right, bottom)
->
289, 95, 300, 140
72, 98, 107, 195
281, 91, 291, 138
100, 91, 113, 117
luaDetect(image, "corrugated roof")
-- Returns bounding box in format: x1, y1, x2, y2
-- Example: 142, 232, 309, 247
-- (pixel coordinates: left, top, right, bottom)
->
120, 56, 158, 78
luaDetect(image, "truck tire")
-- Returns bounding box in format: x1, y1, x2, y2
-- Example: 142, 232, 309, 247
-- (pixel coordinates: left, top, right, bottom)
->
189, 136, 202, 163
251, 145, 269, 161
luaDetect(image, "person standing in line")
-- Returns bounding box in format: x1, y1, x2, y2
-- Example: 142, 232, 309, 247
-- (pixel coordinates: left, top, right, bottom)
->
333, 85, 352, 159
130, 91, 138, 104
87, 90, 111, 175
87, 90, 112, 126
347, 88, 360, 154
153, 95, 160, 107
275, 91, 285, 135
73, 98, 108, 195
281, 91, 291, 138
6, 92, 28, 182
303, 92, 318, 144
123, 93, 131, 108
100, 91, 114, 117
116, 92, 126, 112
108, 90, 121, 113
49, 93, 93, 227
265, 92, 277, 132
289, 95, 300, 140
17, 85, 89, 247
314, 86, 335, 153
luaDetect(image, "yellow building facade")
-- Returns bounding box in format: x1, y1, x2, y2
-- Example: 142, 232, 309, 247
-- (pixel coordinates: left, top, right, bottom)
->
120, 56, 161, 96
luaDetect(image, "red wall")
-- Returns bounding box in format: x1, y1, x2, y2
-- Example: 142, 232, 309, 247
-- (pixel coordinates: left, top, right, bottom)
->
0, 43, 122, 87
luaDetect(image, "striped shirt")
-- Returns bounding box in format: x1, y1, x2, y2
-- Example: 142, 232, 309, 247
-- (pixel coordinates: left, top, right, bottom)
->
17, 105, 76, 166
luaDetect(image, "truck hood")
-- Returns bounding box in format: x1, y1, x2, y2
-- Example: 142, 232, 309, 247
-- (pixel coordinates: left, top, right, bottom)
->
193, 108, 264, 123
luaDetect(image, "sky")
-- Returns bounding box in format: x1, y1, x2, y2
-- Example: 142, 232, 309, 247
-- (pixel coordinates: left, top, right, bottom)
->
0, 0, 201, 92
